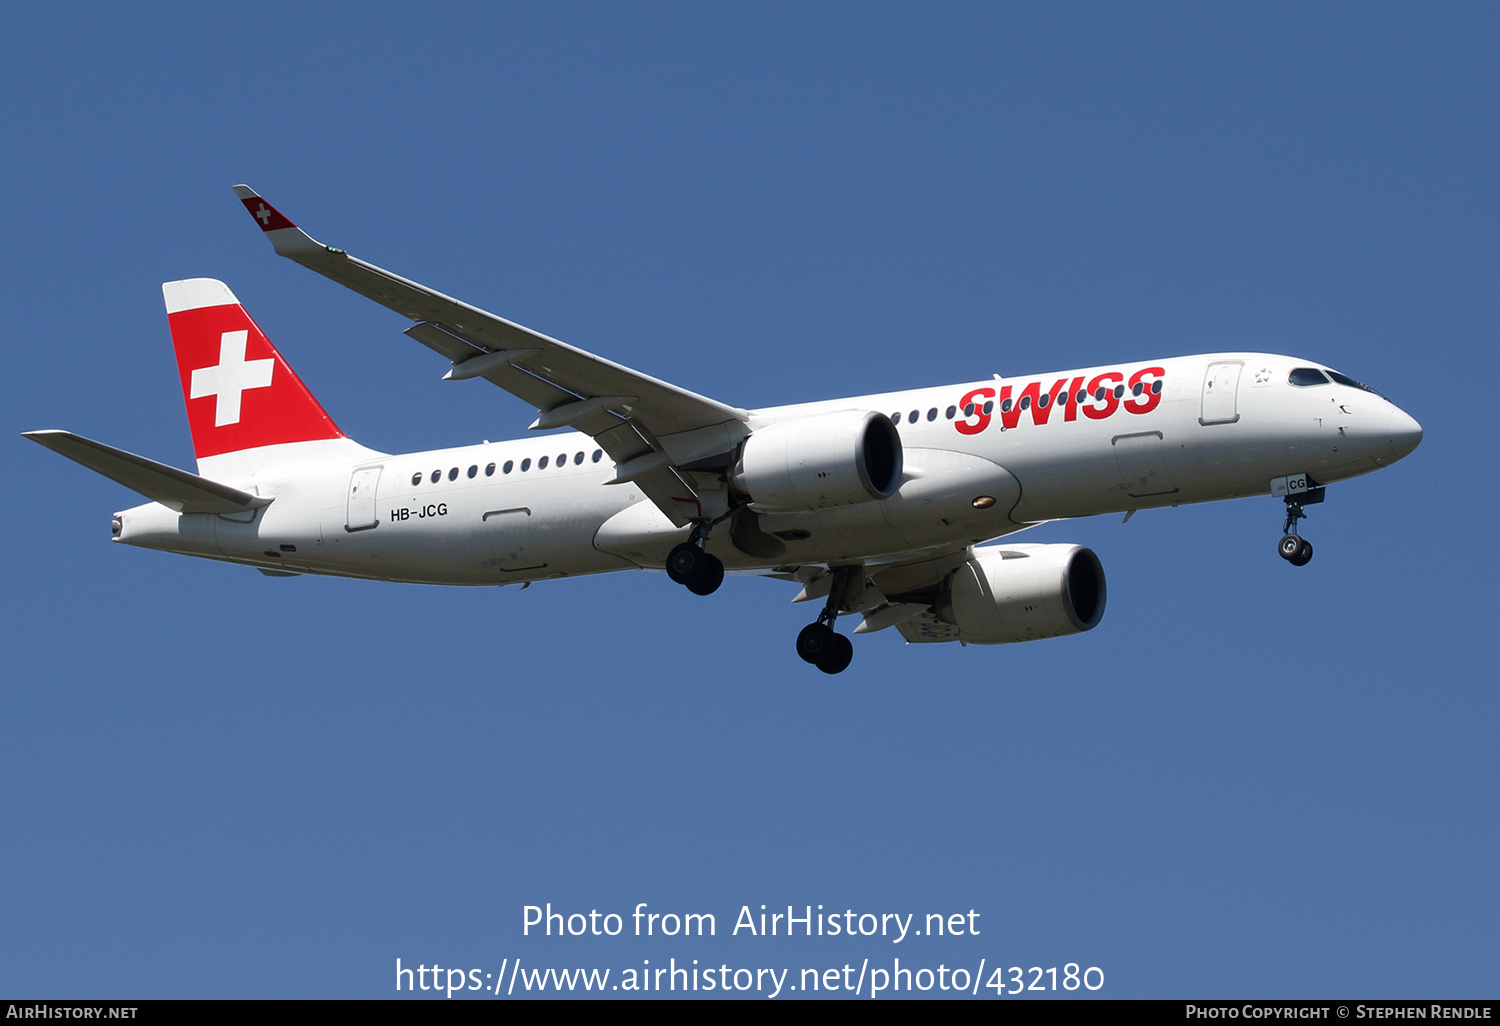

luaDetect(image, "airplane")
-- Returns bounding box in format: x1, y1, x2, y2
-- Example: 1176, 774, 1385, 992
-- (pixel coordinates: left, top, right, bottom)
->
24, 186, 1423, 674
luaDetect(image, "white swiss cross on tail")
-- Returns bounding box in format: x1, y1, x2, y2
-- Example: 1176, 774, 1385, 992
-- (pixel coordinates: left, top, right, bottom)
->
163, 278, 345, 464
190, 330, 275, 426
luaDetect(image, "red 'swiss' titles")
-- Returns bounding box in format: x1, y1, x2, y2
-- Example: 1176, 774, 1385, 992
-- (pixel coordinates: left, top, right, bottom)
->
956, 366, 1165, 436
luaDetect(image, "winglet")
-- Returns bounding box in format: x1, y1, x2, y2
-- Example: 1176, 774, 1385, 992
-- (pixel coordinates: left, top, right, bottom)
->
232, 185, 329, 256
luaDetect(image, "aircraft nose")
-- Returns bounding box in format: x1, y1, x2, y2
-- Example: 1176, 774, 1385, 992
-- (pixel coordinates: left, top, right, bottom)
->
1387, 406, 1423, 461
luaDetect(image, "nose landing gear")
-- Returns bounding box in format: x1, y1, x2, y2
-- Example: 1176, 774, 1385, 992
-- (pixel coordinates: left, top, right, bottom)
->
1277, 486, 1323, 567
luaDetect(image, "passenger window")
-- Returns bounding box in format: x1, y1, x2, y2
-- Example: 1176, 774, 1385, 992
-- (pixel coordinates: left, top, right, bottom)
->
908, 410, 919, 423
411, 472, 422, 486
1289, 368, 1329, 387
557, 453, 566, 466
521, 458, 531, 472
1094, 388, 1106, 401
448, 467, 458, 481
945, 406, 956, 420
1152, 380, 1162, 394
538, 456, 549, 470
1076, 390, 1087, 403
1038, 393, 1049, 408
485, 463, 496, 476
963, 403, 974, 417
1132, 382, 1143, 396
592, 450, 603, 463
1019, 396, 1031, 410
983, 401, 994, 415
926, 408, 937, 421
431, 470, 441, 484
503, 460, 514, 474
468, 465, 478, 478
892, 411, 902, 424
574, 452, 584, 465
1113, 385, 1125, 399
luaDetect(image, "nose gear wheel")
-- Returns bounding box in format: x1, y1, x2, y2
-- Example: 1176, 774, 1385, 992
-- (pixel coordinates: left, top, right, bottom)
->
1278, 533, 1313, 566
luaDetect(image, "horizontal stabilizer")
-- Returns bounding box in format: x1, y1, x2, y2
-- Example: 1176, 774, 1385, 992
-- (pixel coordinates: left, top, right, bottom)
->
23, 430, 272, 514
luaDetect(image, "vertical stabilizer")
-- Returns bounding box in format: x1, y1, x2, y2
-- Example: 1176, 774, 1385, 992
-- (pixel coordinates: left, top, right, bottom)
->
163, 278, 358, 477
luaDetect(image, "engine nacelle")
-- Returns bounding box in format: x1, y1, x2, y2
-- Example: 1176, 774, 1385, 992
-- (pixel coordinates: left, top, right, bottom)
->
936, 543, 1106, 645
733, 410, 903, 513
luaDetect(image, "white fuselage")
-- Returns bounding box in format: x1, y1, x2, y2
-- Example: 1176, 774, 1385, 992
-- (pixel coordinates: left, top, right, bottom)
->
114, 352, 1422, 585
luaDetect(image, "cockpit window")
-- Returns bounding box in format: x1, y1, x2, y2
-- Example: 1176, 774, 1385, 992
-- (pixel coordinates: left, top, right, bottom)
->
1289, 367, 1329, 387
1326, 369, 1386, 399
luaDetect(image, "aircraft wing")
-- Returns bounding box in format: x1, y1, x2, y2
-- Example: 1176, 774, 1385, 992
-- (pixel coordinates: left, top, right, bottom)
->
232, 186, 748, 527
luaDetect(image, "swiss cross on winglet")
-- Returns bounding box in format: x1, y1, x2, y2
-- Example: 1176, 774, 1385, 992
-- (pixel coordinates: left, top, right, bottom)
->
232, 185, 296, 232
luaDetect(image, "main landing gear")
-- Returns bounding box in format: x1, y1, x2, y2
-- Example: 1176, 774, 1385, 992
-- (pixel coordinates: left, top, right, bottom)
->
797, 621, 854, 675
667, 509, 742, 596
666, 541, 724, 595
667, 519, 858, 674
1277, 486, 1324, 567
795, 566, 858, 675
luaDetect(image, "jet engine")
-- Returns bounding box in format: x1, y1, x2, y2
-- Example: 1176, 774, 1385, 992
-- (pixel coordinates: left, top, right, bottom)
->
935, 543, 1106, 644
733, 410, 903, 512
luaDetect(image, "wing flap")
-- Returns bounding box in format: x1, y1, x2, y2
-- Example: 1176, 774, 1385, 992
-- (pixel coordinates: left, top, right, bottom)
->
24, 430, 271, 514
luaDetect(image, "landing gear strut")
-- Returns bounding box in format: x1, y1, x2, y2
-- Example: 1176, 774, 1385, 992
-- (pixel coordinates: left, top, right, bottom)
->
1277, 488, 1322, 567
795, 566, 858, 674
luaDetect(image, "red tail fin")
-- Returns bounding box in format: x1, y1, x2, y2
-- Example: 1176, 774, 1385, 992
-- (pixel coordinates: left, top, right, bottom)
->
163, 279, 343, 460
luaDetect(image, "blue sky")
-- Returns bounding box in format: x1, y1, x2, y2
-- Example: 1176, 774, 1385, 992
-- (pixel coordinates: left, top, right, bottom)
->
3, 3, 1496, 999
